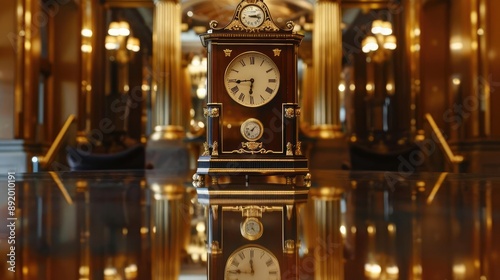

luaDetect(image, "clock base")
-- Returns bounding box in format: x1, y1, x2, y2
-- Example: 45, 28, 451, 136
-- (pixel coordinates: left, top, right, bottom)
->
196, 156, 309, 175
196, 183, 309, 206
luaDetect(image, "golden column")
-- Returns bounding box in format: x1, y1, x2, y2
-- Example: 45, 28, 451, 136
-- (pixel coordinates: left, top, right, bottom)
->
405, 0, 421, 135
310, 0, 343, 138
149, 178, 191, 280
151, 0, 186, 138
303, 186, 344, 279
304, 0, 349, 170
147, 0, 190, 170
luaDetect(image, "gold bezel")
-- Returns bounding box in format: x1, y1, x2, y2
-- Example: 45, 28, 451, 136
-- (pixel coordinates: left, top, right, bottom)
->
240, 217, 264, 240
240, 4, 265, 28
240, 118, 264, 141
223, 51, 280, 108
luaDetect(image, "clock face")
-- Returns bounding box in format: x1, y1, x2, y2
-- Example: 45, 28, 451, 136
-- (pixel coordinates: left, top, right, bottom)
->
224, 51, 280, 108
240, 118, 264, 141
240, 217, 264, 240
240, 5, 265, 28
225, 246, 280, 280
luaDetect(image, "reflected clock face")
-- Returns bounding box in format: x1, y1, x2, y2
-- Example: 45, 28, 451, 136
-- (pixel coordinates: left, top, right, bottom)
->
240, 5, 265, 28
240, 118, 264, 141
225, 246, 280, 280
224, 51, 280, 107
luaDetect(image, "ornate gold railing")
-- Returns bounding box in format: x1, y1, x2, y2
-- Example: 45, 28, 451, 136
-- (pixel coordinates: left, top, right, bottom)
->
425, 113, 464, 172
32, 114, 76, 172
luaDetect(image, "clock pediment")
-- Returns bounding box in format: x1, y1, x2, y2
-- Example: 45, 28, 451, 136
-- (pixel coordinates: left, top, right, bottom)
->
207, 0, 295, 34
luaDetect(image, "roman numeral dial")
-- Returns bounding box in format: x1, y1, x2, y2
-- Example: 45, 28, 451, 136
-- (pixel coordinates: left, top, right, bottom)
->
224, 246, 280, 280
224, 51, 280, 107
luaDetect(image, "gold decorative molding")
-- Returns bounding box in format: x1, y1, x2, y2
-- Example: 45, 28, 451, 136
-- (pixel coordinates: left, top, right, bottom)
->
201, 142, 210, 156
295, 141, 303, 156
211, 141, 219, 156
284, 239, 296, 254
203, 107, 219, 118
207, 241, 222, 254
285, 107, 295, 118
286, 142, 293, 156
286, 205, 294, 221
192, 173, 205, 188
208, 0, 294, 33
230, 142, 275, 154
223, 49, 233, 57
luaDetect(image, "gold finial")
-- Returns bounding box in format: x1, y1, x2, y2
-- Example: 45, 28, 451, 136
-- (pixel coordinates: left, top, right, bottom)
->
286, 142, 293, 156
295, 141, 303, 156
211, 141, 219, 156
202, 142, 210, 156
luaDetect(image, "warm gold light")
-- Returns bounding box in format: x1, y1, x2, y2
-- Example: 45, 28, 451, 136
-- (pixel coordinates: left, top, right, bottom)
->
362, 36, 379, 53
371, 20, 384, 35
108, 21, 130, 36
380, 21, 393, 36
81, 44, 92, 53
105, 20, 140, 63
126, 36, 140, 52
364, 263, 382, 278
105, 36, 119, 50
383, 35, 397, 50
363, 19, 397, 63
81, 28, 93, 37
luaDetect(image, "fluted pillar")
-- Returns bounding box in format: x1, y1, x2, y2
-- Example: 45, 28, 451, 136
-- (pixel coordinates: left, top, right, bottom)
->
151, 0, 186, 135
311, 0, 343, 138
146, 0, 190, 171
303, 186, 344, 279
405, 0, 421, 135
149, 180, 189, 280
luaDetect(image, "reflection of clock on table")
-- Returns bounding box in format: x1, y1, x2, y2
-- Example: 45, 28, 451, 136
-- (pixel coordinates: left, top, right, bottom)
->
225, 245, 280, 280
193, 1, 310, 280
241, 216, 263, 240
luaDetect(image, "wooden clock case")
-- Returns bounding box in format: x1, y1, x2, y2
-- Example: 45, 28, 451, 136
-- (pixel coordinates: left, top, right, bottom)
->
194, 0, 310, 185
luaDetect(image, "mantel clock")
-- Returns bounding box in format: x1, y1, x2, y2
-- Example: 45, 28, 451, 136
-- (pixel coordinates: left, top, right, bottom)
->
192, 1, 311, 279
193, 0, 310, 185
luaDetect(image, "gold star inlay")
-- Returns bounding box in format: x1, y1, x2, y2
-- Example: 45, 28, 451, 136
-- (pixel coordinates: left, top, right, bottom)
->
273, 48, 282, 57
224, 49, 233, 57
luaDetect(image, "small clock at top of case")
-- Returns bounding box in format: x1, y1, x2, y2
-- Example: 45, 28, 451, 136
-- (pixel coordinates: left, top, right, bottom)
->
224, 51, 280, 108
240, 4, 265, 28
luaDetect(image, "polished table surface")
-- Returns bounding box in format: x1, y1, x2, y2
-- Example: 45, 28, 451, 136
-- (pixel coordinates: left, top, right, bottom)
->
0, 170, 499, 280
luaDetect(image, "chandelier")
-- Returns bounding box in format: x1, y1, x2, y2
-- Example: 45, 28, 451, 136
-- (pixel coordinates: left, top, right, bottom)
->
105, 21, 140, 64
361, 20, 397, 63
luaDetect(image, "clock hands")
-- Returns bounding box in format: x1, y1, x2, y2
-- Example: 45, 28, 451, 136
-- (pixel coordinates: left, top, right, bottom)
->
236, 78, 255, 95
227, 268, 254, 275
249, 79, 254, 95
250, 259, 255, 275
236, 78, 254, 84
